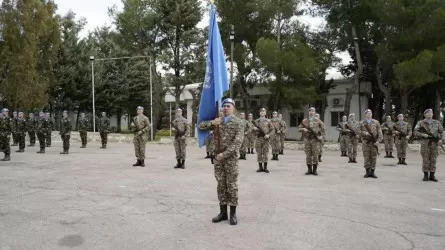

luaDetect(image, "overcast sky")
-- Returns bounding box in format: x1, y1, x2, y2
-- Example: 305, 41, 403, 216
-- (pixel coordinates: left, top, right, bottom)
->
54, 0, 349, 78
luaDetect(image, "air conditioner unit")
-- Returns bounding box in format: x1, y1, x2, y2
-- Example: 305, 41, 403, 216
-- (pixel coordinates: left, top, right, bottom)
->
332, 98, 344, 106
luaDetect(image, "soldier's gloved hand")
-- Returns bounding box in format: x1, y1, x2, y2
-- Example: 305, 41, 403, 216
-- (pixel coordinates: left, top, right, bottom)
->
216, 153, 223, 161
138, 131, 143, 135
301, 128, 308, 133
405, 136, 409, 139
244, 132, 247, 135
363, 132, 370, 137
181, 136, 185, 139
277, 131, 281, 134
318, 136, 323, 141
253, 127, 258, 130
264, 134, 269, 139
212, 118, 221, 126
172, 127, 176, 131
422, 134, 429, 138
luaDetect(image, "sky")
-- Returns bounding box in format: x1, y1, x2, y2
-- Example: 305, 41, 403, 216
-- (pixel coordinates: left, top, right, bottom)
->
54, 0, 350, 79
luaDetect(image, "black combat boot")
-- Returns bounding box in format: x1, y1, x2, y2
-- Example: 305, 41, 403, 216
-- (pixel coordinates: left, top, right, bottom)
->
37, 148, 45, 154
318, 155, 322, 162
401, 158, 407, 165
140, 160, 145, 167
212, 205, 228, 223
174, 159, 181, 168
429, 172, 438, 182
389, 152, 394, 158
312, 165, 318, 175
251, 148, 255, 154
257, 163, 263, 172
397, 158, 401, 164
16, 149, 24, 153
229, 206, 237, 225
1, 154, 10, 161
263, 162, 269, 173
180, 160, 185, 169
210, 155, 214, 164
384, 151, 389, 158
352, 158, 357, 163
305, 164, 312, 175
60, 148, 68, 154
133, 159, 141, 167
364, 168, 370, 178
423, 172, 429, 181
247, 148, 251, 154
275, 154, 279, 161
279, 149, 283, 155
370, 169, 377, 178
348, 158, 352, 163
205, 152, 210, 158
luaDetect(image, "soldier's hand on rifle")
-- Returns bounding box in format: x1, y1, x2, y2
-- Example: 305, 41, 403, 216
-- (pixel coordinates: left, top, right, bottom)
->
253, 127, 258, 130
212, 118, 221, 126
264, 134, 269, 139
356, 135, 359, 139
172, 127, 176, 131
216, 153, 223, 161
405, 136, 409, 139
301, 128, 308, 133
138, 131, 143, 135
277, 130, 281, 134
422, 134, 429, 138
363, 131, 370, 137
318, 136, 323, 141
181, 135, 185, 139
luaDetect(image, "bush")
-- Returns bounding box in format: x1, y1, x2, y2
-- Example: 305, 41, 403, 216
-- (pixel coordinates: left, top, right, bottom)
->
156, 129, 172, 137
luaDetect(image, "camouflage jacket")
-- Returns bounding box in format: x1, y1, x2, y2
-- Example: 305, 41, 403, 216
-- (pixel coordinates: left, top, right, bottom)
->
0, 116, 13, 137
47, 118, 54, 132
298, 117, 326, 140
199, 114, 244, 159
253, 118, 275, 138
280, 120, 288, 134
59, 117, 72, 135
12, 117, 18, 132
16, 118, 27, 133
346, 120, 360, 137
98, 117, 110, 132
37, 118, 50, 134
413, 119, 445, 141
78, 118, 89, 131
131, 115, 150, 137
241, 119, 252, 136
359, 119, 383, 142
381, 121, 395, 135
271, 118, 284, 135
337, 121, 348, 135
393, 121, 412, 138
172, 116, 190, 137
27, 118, 38, 132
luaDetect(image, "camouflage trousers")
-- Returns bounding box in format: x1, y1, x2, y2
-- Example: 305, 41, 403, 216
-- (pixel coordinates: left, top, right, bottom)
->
255, 137, 270, 163
28, 131, 36, 145
0, 136, 11, 155
420, 140, 439, 172
214, 156, 239, 206
205, 138, 214, 153
79, 131, 87, 145
12, 132, 18, 144
61, 134, 70, 150
46, 131, 52, 146
362, 140, 378, 170
318, 141, 324, 156
37, 132, 46, 150
304, 139, 320, 165
383, 134, 393, 152
339, 135, 348, 152
174, 136, 187, 160
270, 134, 280, 154
100, 132, 108, 145
347, 136, 358, 159
247, 133, 256, 148
17, 132, 26, 150
133, 134, 147, 160
280, 133, 285, 150
240, 134, 248, 154
395, 137, 408, 158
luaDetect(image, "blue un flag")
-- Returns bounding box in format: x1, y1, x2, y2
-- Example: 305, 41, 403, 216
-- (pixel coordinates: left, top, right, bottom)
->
197, 4, 229, 148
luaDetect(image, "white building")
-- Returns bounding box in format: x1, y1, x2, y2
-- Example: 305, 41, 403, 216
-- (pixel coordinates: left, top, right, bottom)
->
164, 79, 372, 142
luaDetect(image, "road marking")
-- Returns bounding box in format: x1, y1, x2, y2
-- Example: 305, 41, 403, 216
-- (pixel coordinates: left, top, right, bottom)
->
431, 208, 445, 212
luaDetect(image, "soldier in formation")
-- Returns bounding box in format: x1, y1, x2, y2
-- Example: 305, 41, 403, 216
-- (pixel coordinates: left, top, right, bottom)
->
278, 114, 287, 155
413, 109, 444, 182
238, 112, 250, 160
11, 111, 18, 146
270, 111, 283, 161
198, 98, 243, 226
360, 109, 383, 178
204, 131, 215, 163
78, 113, 89, 148
337, 115, 348, 157
0, 108, 12, 161
253, 108, 275, 173
246, 113, 256, 154
37, 111, 49, 154
15, 112, 27, 153
27, 113, 38, 147
98, 112, 110, 149
172, 108, 189, 169
298, 107, 325, 175
314, 113, 324, 162
46, 112, 53, 147
59, 110, 72, 154
131, 106, 151, 167
346, 113, 359, 163
393, 114, 412, 165
382, 116, 395, 158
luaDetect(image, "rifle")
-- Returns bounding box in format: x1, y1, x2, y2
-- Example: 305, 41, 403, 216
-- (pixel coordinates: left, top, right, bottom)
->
392, 124, 407, 137
345, 123, 356, 137
253, 120, 266, 137
300, 121, 322, 141
171, 121, 186, 137
419, 125, 445, 152
363, 123, 380, 155
383, 122, 393, 135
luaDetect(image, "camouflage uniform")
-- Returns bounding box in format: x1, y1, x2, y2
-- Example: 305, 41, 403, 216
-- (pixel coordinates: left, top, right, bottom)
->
393, 120, 412, 165
253, 118, 275, 168
414, 118, 444, 181
37, 115, 49, 153
59, 116, 72, 154
0, 112, 12, 160
172, 116, 190, 168
27, 115, 38, 146
78, 117, 89, 148
346, 120, 360, 163
205, 131, 215, 161
131, 114, 150, 166
98, 116, 110, 148
199, 114, 243, 207
270, 117, 283, 160
239, 118, 251, 159
382, 120, 395, 158
11, 113, 18, 146
360, 118, 383, 178
15, 116, 27, 152
246, 117, 256, 154
298, 117, 325, 175
337, 120, 348, 156
279, 118, 287, 154
46, 114, 53, 147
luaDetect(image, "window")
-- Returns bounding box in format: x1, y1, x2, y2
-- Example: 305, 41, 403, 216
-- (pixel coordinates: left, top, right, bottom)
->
331, 112, 345, 127
290, 112, 305, 127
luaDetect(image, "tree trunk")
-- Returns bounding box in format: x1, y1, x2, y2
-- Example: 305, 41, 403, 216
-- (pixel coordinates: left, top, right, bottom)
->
75, 106, 81, 130
375, 59, 392, 117
344, 25, 363, 117
117, 109, 122, 132
434, 88, 441, 120
400, 89, 409, 115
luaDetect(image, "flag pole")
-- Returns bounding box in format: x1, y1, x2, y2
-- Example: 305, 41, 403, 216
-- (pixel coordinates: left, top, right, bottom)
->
215, 101, 221, 154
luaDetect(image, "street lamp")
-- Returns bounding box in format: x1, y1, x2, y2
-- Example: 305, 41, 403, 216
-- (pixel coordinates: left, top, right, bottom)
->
229, 25, 235, 99
90, 55, 96, 133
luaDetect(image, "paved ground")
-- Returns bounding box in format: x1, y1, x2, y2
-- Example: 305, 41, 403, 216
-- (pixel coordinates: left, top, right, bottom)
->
0, 142, 444, 250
